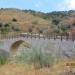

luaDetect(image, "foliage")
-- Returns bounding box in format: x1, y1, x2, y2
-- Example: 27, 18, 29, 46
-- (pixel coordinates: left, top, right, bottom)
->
12, 27, 20, 32
0, 22, 21, 33
52, 19, 60, 25
38, 30, 43, 34
0, 50, 9, 65
0, 8, 75, 35
0, 55, 7, 65
0, 23, 11, 33
15, 46, 55, 69
0, 23, 2, 27
12, 18, 17, 22
72, 22, 75, 26
32, 21, 38, 25
28, 28, 33, 33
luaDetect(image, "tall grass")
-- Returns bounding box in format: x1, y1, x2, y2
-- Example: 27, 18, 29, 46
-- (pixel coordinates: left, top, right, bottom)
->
0, 50, 9, 65
0, 55, 7, 65
15, 46, 55, 69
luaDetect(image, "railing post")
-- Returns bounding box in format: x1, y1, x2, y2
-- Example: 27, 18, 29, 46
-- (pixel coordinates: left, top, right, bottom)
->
47, 34, 49, 39
39, 33, 40, 39
31, 33, 32, 39
54, 33, 56, 40
35, 33, 36, 38
72, 33, 75, 41
56, 34, 57, 39
48, 34, 50, 39
66, 33, 69, 40
27, 33, 28, 38
43, 35, 45, 40
60, 35, 63, 41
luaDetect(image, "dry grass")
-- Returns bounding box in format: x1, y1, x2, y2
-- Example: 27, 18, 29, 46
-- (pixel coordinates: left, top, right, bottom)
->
0, 60, 75, 75
0, 63, 50, 75
50, 59, 75, 75
0, 9, 51, 32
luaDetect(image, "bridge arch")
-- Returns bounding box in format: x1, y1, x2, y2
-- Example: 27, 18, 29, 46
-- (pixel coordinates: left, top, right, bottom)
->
10, 40, 31, 53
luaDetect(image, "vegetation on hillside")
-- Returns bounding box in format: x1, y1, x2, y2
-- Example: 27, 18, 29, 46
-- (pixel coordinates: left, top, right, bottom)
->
0, 8, 75, 35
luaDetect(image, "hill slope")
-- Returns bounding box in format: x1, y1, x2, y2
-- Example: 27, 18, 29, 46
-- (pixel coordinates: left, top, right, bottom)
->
0, 8, 75, 34
0, 8, 51, 33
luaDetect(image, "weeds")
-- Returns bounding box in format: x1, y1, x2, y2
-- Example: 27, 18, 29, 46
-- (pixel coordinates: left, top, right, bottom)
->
15, 46, 55, 69
0, 50, 9, 65
0, 55, 7, 65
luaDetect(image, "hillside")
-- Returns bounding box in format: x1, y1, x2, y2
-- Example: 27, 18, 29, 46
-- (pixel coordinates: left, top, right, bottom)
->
0, 8, 51, 34
0, 8, 75, 35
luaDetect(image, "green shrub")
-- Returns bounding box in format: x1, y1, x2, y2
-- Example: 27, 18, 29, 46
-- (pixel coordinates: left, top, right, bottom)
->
15, 46, 55, 69
0, 50, 9, 65
12, 18, 17, 22
28, 28, 33, 33
32, 21, 38, 25
0, 55, 7, 65
31, 47, 54, 68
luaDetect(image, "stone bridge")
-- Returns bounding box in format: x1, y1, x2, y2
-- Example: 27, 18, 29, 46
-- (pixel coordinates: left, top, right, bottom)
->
0, 33, 75, 59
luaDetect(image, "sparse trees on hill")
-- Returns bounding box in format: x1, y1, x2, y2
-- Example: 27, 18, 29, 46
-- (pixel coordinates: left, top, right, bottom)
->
11, 26, 20, 32
0, 22, 21, 34
0, 23, 11, 34
4, 23, 9, 27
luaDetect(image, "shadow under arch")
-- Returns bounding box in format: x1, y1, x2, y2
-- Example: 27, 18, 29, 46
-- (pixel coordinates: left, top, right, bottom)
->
10, 40, 31, 53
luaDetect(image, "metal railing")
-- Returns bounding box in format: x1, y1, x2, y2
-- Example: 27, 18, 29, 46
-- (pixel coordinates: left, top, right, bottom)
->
0, 32, 75, 41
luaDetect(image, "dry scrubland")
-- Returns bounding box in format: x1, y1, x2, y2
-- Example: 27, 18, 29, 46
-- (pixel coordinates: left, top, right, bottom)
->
0, 9, 50, 33
1, 8, 75, 34
0, 63, 50, 75
0, 9, 75, 75
0, 60, 75, 75
0, 45, 75, 75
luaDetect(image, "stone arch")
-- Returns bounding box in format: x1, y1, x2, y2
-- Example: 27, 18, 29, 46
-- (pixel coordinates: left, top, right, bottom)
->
10, 40, 31, 53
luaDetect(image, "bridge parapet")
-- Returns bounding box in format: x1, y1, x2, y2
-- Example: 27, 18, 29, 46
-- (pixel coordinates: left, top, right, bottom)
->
0, 32, 74, 41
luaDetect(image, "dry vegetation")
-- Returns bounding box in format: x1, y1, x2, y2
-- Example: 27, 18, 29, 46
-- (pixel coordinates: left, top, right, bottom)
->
0, 8, 75, 75
0, 8, 75, 35
0, 45, 75, 75
0, 8, 51, 33
0, 63, 50, 75
0, 60, 75, 75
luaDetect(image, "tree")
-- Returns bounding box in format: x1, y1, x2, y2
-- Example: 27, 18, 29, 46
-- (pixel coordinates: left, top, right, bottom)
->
72, 22, 75, 26
0, 23, 2, 27
12, 26, 20, 32
32, 21, 38, 25
0, 23, 11, 34
52, 19, 60, 25
4, 23, 9, 27
39, 30, 43, 34
12, 18, 17, 22
28, 28, 32, 33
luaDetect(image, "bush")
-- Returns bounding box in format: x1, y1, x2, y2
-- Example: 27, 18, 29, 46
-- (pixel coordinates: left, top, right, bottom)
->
15, 46, 55, 69
28, 28, 32, 33
38, 30, 43, 34
0, 55, 7, 65
0, 50, 9, 65
4, 23, 9, 27
32, 21, 38, 25
30, 47, 54, 68
52, 19, 60, 25
12, 18, 17, 22
0, 23, 2, 27
11, 25, 20, 32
